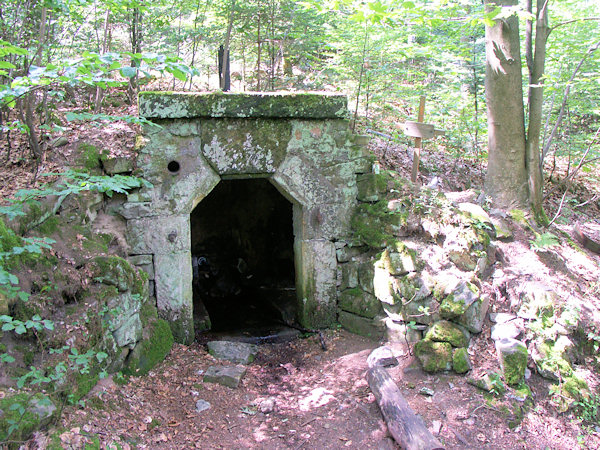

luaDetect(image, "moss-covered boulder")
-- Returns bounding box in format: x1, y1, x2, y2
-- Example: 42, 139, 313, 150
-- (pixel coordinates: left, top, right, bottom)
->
518, 283, 557, 320
414, 340, 453, 372
425, 320, 470, 348
452, 347, 472, 374
496, 338, 528, 386
337, 310, 385, 339
338, 288, 382, 319
443, 225, 489, 272
351, 202, 394, 248
467, 372, 506, 395
356, 173, 387, 203
531, 338, 574, 381
91, 256, 140, 293
439, 280, 479, 320
125, 318, 174, 376
382, 242, 419, 276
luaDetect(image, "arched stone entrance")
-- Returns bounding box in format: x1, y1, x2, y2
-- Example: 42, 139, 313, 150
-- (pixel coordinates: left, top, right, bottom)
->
124, 93, 370, 344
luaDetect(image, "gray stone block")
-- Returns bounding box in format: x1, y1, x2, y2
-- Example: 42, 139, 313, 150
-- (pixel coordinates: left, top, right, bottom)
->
207, 341, 258, 365
203, 365, 247, 389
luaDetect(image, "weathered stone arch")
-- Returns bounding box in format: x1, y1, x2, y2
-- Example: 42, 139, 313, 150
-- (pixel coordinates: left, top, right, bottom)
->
124, 93, 370, 344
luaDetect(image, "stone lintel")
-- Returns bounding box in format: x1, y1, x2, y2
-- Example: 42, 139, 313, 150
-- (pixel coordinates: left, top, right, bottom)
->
139, 92, 348, 120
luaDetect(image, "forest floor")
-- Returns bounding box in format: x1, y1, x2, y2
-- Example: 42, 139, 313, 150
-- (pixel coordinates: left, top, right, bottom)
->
2, 95, 600, 449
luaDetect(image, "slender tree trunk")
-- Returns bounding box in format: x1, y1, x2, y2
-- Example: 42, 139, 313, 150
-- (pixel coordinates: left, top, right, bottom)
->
95, 9, 111, 112
484, 0, 528, 209
524, 0, 550, 223
128, 7, 142, 104
220, 0, 235, 91
256, 12, 261, 91
351, 22, 369, 133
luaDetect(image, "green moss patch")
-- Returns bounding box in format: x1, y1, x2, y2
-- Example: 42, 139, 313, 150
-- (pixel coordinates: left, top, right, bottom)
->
452, 347, 471, 373
414, 340, 453, 372
124, 319, 174, 376
425, 320, 470, 348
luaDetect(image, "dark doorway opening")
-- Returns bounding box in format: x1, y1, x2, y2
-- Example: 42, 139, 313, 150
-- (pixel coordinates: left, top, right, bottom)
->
191, 178, 296, 335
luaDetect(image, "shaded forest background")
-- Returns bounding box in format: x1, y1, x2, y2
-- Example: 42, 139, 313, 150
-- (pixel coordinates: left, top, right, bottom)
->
1, 0, 598, 201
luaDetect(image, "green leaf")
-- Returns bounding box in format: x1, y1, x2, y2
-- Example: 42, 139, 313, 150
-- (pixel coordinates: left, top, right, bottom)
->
0, 61, 16, 69
168, 67, 187, 81
1, 354, 15, 363
120, 66, 137, 78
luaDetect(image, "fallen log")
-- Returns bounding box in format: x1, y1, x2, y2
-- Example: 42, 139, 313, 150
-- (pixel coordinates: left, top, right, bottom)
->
367, 348, 444, 450
574, 223, 600, 255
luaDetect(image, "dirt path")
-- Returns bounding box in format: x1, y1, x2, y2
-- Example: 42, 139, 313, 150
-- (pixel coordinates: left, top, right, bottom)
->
31, 329, 598, 449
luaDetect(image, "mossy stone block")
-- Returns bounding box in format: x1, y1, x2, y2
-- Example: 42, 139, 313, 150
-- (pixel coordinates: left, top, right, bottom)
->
496, 338, 528, 386
338, 288, 382, 319
138, 92, 348, 119
338, 310, 384, 340
384, 244, 418, 276
125, 319, 174, 376
356, 173, 385, 202
414, 340, 453, 373
91, 256, 138, 293
452, 347, 471, 374
425, 320, 470, 348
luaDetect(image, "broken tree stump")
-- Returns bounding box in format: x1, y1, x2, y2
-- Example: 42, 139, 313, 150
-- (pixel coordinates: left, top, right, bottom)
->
367, 347, 444, 450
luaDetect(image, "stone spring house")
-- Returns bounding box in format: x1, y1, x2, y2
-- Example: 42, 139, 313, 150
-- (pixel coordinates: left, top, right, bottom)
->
124, 92, 372, 343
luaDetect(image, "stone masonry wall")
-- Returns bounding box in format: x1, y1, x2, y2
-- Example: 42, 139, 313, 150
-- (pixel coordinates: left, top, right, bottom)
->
122, 92, 372, 344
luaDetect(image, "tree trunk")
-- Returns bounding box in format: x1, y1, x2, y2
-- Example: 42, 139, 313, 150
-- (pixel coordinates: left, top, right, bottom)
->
220, 0, 235, 91
95, 9, 111, 113
524, 0, 550, 223
128, 7, 142, 105
484, 0, 528, 209
256, 12, 261, 91
367, 362, 444, 450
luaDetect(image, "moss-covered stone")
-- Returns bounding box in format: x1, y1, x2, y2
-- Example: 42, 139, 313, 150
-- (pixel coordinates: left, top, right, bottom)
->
138, 92, 349, 120
76, 142, 106, 171
467, 372, 506, 395
71, 371, 100, 403
356, 173, 387, 202
532, 340, 573, 381
381, 243, 419, 276
496, 338, 528, 386
518, 284, 556, 320
125, 319, 174, 376
337, 310, 384, 339
338, 288, 382, 319
440, 295, 467, 319
91, 256, 137, 292
425, 320, 470, 348
351, 202, 394, 248
563, 375, 589, 401
512, 381, 533, 402
452, 347, 471, 374
414, 340, 453, 372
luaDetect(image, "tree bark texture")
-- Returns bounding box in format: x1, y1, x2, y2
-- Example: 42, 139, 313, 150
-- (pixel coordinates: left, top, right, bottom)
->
367, 365, 444, 450
525, 0, 550, 222
484, 0, 529, 209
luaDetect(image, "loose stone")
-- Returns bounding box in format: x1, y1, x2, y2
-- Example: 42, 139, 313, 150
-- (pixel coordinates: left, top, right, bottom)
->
207, 341, 258, 365
203, 365, 247, 389
196, 399, 211, 412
